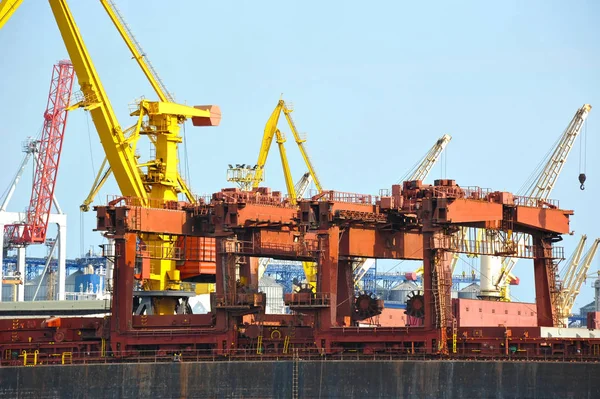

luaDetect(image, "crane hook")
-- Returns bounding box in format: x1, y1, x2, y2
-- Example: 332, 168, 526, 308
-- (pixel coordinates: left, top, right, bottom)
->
578, 173, 586, 190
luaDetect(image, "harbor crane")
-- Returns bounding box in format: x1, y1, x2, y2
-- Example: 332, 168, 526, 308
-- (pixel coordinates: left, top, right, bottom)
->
478, 104, 592, 302
555, 236, 600, 326
79, 0, 195, 211
227, 99, 322, 203
1, 0, 220, 315
4, 61, 74, 246
0, 61, 74, 302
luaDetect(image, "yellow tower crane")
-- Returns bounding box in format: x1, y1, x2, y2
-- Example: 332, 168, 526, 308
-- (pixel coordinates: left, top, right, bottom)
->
0, 0, 220, 315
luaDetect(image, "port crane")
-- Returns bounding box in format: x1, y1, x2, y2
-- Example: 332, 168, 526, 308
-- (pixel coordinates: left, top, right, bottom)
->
555, 235, 600, 326
227, 99, 322, 203
0, 61, 74, 302
474, 104, 591, 302
1, 0, 220, 314
4, 61, 74, 246
79, 0, 194, 211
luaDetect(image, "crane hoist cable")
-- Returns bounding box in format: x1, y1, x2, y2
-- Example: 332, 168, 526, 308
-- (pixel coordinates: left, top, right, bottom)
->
578, 117, 588, 190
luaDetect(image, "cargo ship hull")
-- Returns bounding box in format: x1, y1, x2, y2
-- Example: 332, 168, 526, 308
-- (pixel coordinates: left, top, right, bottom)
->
0, 360, 597, 398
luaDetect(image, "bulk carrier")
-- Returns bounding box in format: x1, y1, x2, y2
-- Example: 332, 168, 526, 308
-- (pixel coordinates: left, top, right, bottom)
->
0, 1, 599, 398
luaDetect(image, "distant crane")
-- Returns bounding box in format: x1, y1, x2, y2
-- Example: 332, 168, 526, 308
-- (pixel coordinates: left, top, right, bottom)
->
479, 104, 592, 301
4, 61, 74, 245
0, 61, 74, 301
227, 99, 322, 203
555, 236, 600, 326
399, 134, 452, 183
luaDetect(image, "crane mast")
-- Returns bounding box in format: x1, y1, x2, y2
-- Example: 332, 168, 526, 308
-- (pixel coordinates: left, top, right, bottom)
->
79, 0, 198, 209
4, 61, 74, 245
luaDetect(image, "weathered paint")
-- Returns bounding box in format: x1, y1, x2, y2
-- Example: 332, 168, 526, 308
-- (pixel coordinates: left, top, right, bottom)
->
0, 360, 597, 398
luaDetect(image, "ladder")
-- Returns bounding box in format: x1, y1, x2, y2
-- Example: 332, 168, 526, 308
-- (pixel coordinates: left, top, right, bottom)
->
61, 352, 72, 365
292, 349, 299, 399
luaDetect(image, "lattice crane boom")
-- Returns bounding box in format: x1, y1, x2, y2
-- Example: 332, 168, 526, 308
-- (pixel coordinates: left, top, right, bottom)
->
294, 172, 312, 199
561, 235, 588, 292
5, 61, 75, 245
406, 134, 452, 182
525, 104, 591, 201
565, 238, 599, 302
100, 0, 173, 103
556, 236, 600, 322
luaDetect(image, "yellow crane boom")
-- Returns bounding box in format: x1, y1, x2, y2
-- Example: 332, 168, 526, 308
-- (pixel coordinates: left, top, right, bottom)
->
227, 99, 322, 203
49, 0, 148, 203
0, 0, 21, 29
282, 103, 322, 193
79, 0, 198, 209
99, 0, 173, 103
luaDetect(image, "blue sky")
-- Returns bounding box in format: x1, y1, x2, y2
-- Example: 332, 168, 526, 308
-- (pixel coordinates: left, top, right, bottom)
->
0, 0, 598, 308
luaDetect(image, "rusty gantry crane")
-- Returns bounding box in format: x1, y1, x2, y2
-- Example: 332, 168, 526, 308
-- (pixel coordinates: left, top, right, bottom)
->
81, 175, 574, 357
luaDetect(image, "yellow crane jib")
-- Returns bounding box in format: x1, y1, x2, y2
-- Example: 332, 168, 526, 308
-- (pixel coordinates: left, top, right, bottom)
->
0, 0, 22, 29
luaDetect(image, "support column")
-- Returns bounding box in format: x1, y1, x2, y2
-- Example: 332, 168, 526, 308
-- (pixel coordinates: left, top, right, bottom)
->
105, 238, 115, 295
423, 231, 435, 330
56, 217, 67, 300
336, 259, 354, 326
423, 230, 453, 353
17, 247, 25, 302
533, 236, 557, 327
318, 226, 339, 329
112, 233, 137, 335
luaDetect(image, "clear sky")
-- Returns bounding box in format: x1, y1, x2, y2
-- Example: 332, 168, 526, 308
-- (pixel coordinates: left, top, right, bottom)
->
0, 0, 598, 308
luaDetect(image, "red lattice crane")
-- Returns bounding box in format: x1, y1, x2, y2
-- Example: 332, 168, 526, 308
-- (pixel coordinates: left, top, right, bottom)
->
5, 60, 75, 245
